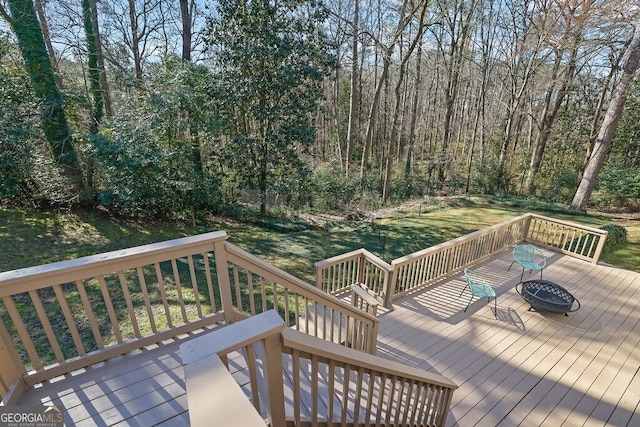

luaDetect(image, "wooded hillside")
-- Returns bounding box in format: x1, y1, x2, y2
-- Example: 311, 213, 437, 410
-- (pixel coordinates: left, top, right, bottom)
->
1, 0, 639, 217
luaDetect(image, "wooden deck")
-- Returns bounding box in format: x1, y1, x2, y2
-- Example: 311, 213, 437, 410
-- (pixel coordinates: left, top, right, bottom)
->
16, 248, 640, 426
17, 328, 248, 426
375, 248, 640, 426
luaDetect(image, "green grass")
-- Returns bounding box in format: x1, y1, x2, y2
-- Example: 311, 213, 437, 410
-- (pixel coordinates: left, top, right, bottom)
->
1, 197, 638, 370
0, 208, 194, 270
2, 196, 639, 279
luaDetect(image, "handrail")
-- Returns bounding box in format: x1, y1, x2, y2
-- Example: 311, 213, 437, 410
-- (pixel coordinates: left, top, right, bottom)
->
526, 214, 607, 263
181, 310, 287, 426
183, 354, 266, 427
0, 231, 379, 405
225, 243, 379, 354
390, 214, 530, 299
182, 310, 457, 427
0, 231, 229, 297
0, 232, 231, 401
315, 213, 608, 304
315, 248, 393, 306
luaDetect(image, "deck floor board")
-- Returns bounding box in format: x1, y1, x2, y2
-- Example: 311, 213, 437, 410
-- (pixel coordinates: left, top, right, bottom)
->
375, 250, 640, 427
15, 248, 640, 426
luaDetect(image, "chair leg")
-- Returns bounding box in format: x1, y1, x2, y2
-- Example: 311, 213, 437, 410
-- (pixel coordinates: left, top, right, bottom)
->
540, 269, 543, 280
459, 285, 468, 298
494, 296, 497, 318
508, 260, 515, 272
520, 268, 525, 282
464, 295, 473, 312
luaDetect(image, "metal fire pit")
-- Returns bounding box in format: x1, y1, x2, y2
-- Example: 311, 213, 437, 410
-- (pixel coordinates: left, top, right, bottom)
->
516, 280, 580, 315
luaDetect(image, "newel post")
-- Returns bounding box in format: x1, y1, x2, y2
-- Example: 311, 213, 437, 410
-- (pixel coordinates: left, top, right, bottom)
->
254, 330, 287, 425
383, 267, 396, 308
213, 239, 237, 324
0, 318, 27, 403
522, 213, 534, 243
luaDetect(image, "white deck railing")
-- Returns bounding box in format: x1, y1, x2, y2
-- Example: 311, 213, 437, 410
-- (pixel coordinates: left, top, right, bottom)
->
0, 232, 378, 404
182, 310, 458, 427
314, 213, 608, 306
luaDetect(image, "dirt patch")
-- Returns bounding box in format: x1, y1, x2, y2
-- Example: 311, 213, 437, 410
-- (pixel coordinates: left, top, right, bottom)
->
587, 208, 640, 224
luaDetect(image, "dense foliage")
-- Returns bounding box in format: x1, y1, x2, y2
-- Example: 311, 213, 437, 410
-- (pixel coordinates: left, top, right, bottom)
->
1, 0, 639, 218
206, 0, 333, 214
600, 223, 629, 249
90, 59, 224, 217
0, 32, 72, 206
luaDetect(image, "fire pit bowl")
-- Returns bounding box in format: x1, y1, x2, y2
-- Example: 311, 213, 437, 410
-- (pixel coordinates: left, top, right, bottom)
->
516, 280, 580, 315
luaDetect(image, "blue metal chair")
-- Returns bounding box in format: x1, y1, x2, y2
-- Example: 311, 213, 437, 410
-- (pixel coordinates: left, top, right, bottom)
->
508, 244, 546, 282
461, 268, 497, 317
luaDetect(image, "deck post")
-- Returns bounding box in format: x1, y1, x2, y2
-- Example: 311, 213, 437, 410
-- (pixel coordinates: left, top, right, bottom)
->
522, 213, 534, 242
383, 268, 396, 308
592, 231, 607, 264
214, 240, 238, 323
0, 318, 27, 402
357, 253, 366, 288
255, 332, 287, 426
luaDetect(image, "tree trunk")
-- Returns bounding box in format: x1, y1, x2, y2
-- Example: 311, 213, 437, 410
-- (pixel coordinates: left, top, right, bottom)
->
7, 0, 84, 194
360, 0, 412, 181
360, 48, 391, 179
83, 0, 104, 130
345, 0, 358, 177
383, 4, 427, 202
180, 0, 192, 61
524, 43, 577, 194
571, 25, 640, 211
91, 0, 113, 117
582, 49, 623, 174
436, 0, 476, 190
404, 42, 423, 195
128, 0, 143, 84
34, 0, 62, 89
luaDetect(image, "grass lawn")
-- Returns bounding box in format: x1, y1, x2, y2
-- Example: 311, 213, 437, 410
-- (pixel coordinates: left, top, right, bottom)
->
1, 196, 638, 369
2, 196, 638, 280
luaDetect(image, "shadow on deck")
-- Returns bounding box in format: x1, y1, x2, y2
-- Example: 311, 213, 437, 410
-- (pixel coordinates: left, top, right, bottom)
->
375, 249, 640, 426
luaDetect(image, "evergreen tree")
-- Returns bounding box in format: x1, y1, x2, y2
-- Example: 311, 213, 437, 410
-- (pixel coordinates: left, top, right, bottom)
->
206, 0, 333, 214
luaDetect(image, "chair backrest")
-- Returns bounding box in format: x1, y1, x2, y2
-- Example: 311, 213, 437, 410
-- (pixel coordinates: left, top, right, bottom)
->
464, 268, 493, 296
513, 244, 546, 268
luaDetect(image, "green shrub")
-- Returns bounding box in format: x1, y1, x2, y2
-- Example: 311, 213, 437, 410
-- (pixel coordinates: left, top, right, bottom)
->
90, 132, 222, 218
600, 223, 628, 248
471, 157, 511, 196
312, 162, 380, 211
597, 158, 640, 208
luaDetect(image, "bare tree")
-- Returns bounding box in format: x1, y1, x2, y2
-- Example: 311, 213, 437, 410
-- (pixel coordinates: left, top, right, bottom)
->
383, 1, 429, 201
497, 0, 548, 173
360, 0, 415, 179
345, 0, 358, 177
571, 22, 640, 211
99, 0, 164, 85
433, 0, 478, 188
34, 0, 63, 88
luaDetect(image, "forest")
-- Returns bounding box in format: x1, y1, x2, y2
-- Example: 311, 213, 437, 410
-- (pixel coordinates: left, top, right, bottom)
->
1, 0, 640, 219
